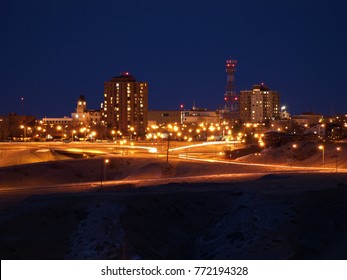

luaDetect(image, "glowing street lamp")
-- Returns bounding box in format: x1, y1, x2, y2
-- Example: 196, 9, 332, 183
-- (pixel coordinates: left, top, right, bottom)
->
336, 147, 342, 172
20, 125, 26, 141
208, 125, 216, 141
166, 132, 171, 163
318, 145, 325, 166
88, 131, 96, 142
289, 143, 298, 167
101, 158, 109, 187
71, 130, 76, 141
104, 159, 109, 181
56, 125, 63, 139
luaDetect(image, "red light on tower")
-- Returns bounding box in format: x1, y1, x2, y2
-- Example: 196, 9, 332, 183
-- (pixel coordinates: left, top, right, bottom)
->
180, 104, 184, 109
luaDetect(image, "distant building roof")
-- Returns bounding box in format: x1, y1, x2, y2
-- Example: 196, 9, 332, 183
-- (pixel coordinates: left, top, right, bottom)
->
252, 84, 270, 91
109, 72, 136, 82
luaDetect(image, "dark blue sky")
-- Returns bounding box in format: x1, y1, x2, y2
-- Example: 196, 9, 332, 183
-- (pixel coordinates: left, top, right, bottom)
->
1, 0, 346, 117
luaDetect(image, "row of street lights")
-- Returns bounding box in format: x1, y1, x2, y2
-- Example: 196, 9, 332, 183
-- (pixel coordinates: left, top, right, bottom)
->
293, 144, 342, 171
318, 145, 342, 171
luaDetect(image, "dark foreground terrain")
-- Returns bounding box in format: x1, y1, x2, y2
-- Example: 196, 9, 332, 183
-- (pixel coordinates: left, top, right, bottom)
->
1, 172, 347, 259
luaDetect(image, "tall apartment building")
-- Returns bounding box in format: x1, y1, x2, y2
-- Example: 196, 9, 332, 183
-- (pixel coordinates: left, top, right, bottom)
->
102, 72, 148, 137
239, 84, 280, 123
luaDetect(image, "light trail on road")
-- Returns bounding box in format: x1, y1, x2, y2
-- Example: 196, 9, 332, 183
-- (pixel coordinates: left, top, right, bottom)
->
178, 154, 347, 173
169, 140, 239, 152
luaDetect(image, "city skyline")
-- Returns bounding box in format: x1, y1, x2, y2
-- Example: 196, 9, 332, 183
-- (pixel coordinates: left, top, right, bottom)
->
1, 0, 346, 117
2, 1, 347, 266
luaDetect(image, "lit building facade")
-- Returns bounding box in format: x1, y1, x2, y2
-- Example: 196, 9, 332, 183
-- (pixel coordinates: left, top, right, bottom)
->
148, 110, 181, 126
181, 108, 220, 125
71, 95, 101, 125
42, 117, 73, 125
239, 84, 280, 123
0, 113, 36, 141
102, 72, 148, 137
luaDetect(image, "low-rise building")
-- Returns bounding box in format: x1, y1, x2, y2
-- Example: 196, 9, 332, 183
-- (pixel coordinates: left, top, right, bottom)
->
181, 108, 220, 125
147, 110, 181, 126
0, 113, 36, 141
41, 117, 73, 125
292, 112, 323, 126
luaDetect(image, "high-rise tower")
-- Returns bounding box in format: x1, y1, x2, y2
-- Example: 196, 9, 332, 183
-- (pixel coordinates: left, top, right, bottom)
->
224, 59, 238, 112
102, 72, 148, 137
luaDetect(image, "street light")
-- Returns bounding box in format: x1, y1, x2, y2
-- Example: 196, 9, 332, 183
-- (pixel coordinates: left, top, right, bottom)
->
56, 125, 63, 140
71, 130, 76, 142
100, 158, 109, 188
290, 143, 298, 167
336, 147, 341, 172
104, 159, 109, 181
20, 125, 26, 141
318, 145, 325, 166
91, 131, 96, 142
166, 133, 170, 163
80, 127, 86, 140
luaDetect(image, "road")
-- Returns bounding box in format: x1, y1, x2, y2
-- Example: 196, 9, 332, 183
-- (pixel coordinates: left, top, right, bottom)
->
1, 140, 346, 210
0, 140, 235, 157
0, 167, 332, 211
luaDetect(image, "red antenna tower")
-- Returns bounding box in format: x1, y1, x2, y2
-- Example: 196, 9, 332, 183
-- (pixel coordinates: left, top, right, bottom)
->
224, 59, 238, 112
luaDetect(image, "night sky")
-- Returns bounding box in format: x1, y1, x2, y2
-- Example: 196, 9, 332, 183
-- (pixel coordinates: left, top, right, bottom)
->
1, 0, 346, 118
